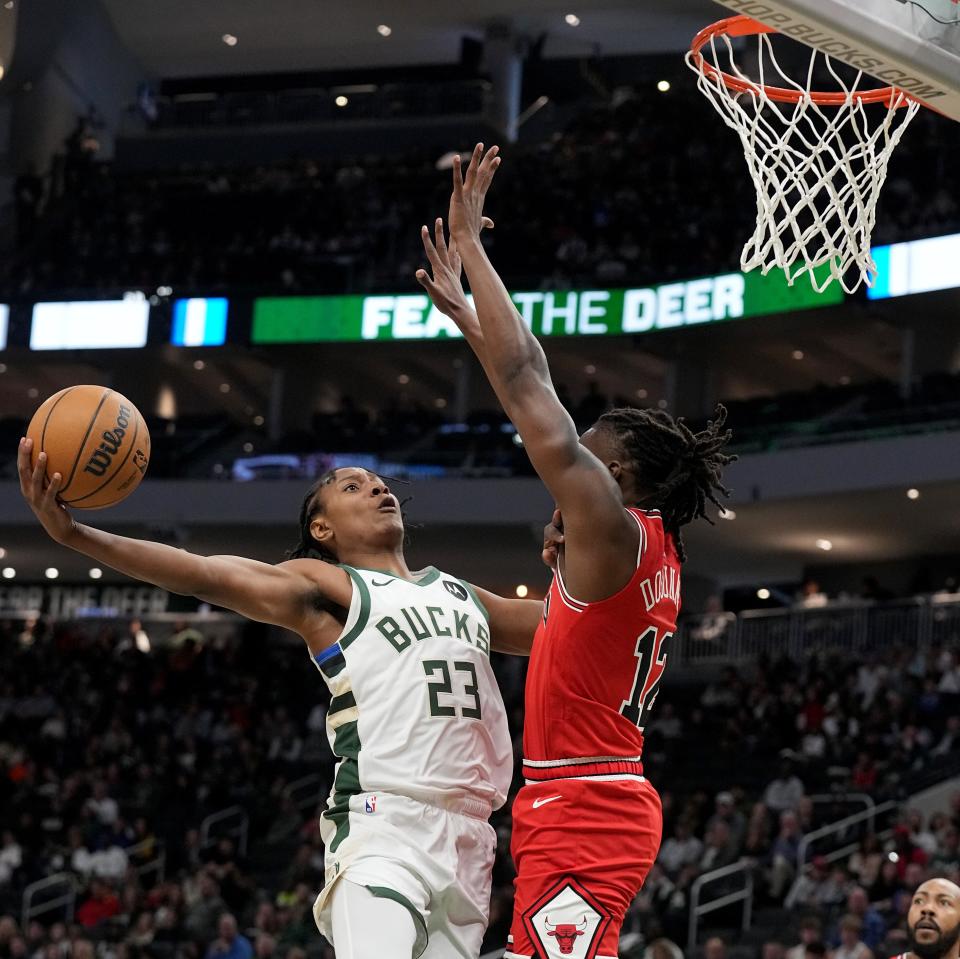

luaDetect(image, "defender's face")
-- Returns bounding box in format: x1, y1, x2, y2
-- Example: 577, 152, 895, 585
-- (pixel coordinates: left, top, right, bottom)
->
908, 880, 960, 956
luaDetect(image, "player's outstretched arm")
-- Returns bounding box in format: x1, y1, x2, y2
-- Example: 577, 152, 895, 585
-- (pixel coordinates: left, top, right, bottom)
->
448, 145, 639, 600
470, 585, 542, 656
17, 437, 348, 633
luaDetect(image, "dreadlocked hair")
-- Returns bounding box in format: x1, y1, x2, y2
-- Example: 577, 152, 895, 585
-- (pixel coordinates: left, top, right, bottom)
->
595, 404, 737, 563
287, 470, 340, 563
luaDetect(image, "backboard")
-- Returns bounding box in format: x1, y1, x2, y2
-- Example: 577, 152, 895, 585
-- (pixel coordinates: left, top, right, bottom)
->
710, 0, 960, 120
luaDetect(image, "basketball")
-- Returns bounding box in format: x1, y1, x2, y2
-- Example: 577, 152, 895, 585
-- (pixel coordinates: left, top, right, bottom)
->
25, 386, 151, 509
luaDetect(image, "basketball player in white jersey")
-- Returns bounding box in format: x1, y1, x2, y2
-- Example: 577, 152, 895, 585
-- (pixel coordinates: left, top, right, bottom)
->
893, 878, 960, 959
18, 440, 541, 958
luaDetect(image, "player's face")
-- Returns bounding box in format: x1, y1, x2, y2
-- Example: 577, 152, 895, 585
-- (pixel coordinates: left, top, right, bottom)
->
309, 468, 404, 555
908, 880, 960, 959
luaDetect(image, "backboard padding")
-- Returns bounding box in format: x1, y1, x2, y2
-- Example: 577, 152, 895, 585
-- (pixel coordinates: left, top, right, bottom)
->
711, 0, 960, 120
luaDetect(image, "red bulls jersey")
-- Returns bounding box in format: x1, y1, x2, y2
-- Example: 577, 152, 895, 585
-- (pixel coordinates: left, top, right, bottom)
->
522, 508, 681, 784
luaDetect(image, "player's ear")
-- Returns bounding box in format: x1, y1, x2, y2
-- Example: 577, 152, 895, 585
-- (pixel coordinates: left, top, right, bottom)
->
310, 514, 333, 548
607, 460, 623, 481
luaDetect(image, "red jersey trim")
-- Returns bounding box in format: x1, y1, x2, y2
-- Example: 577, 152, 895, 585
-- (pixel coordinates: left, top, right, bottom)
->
553, 508, 649, 609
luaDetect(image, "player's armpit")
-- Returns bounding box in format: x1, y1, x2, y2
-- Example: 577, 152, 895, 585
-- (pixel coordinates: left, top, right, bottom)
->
471, 585, 542, 656
196, 555, 352, 633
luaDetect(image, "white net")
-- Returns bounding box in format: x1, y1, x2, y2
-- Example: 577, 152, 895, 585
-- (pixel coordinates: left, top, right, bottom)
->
686, 25, 922, 294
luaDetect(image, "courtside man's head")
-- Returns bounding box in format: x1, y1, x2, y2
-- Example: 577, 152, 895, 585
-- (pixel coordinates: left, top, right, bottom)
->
907, 878, 960, 959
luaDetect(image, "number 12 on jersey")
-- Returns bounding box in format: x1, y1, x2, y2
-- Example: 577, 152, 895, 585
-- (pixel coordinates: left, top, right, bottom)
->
620, 626, 672, 731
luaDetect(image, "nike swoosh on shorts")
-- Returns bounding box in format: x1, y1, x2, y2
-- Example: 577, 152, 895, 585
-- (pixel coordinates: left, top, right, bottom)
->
532, 795, 562, 809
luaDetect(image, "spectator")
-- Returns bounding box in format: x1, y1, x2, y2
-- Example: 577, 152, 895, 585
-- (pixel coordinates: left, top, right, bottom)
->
845, 887, 886, 951
76, 879, 121, 929
0, 833, 21, 885
832, 914, 874, 959
848, 835, 884, 890
764, 761, 806, 815
787, 917, 824, 959
704, 936, 727, 959
797, 580, 828, 608
700, 820, 739, 872
768, 811, 803, 899
185, 874, 228, 945
763, 943, 786, 959
709, 792, 747, 851
659, 820, 703, 878
206, 914, 253, 959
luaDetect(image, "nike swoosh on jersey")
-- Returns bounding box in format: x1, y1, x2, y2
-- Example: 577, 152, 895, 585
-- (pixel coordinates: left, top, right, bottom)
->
532, 795, 562, 809
371, 579, 394, 586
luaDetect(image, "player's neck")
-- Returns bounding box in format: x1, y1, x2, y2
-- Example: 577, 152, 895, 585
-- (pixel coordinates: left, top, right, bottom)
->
338, 548, 411, 579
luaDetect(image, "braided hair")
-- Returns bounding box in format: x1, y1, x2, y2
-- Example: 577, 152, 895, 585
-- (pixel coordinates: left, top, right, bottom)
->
287, 470, 340, 562
594, 404, 736, 563
286, 469, 417, 563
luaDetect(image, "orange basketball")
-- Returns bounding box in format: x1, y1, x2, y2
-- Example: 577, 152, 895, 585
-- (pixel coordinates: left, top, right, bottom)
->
26, 386, 151, 509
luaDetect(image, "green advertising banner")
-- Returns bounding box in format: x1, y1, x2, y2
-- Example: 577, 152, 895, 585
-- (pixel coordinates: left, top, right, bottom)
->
252, 269, 842, 344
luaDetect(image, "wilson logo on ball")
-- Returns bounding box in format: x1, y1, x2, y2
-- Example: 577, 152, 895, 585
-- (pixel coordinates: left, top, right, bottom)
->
83, 404, 132, 477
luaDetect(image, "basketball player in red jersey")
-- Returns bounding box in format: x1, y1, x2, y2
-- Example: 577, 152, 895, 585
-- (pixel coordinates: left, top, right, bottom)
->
893, 879, 960, 959
416, 143, 735, 959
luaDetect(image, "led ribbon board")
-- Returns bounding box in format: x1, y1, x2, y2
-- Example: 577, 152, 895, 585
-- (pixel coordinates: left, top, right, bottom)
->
252, 270, 841, 343
31, 294, 150, 350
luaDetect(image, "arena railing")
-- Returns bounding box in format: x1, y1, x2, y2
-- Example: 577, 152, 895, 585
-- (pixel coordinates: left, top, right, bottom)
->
128, 838, 166, 886
687, 859, 754, 952
674, 595, 960, 665
794, 800, 899, 871
282, 774, 327, 814
21, 873, 76, 928
199, 805, 250, 857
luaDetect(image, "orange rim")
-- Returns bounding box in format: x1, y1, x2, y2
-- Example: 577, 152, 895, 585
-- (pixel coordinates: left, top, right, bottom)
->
689, 15, 917, 108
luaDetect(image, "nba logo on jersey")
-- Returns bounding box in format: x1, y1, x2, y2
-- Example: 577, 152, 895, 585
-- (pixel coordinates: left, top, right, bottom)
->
364, 795, 377, 814
523, 878, 610, 958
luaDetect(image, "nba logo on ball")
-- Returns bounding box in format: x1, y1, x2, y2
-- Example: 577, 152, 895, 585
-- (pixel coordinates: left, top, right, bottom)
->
364, 796, 377, 814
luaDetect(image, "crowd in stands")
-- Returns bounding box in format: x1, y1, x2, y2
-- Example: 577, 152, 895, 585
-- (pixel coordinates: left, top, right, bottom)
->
0, 607, 957, 959
7, 84, 960, 299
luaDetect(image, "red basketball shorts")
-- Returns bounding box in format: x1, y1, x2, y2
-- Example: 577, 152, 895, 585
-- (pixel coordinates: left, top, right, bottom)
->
505, 776, 662, 959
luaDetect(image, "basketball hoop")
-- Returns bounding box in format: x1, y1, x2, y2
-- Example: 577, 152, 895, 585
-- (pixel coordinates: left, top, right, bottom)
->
686, 15, 923, 293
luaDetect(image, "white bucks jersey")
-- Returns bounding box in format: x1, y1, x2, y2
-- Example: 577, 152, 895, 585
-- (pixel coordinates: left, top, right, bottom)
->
311, 565, 512, 848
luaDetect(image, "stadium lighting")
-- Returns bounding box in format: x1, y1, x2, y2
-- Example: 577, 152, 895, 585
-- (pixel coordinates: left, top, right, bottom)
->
657, 80, 671, 93
156, 285, 173, 297
335, 95, 349, 107
44, 567, 59, 579
1, 567, 14, 579
3, 3, 13, 9
397, 373, 410, 385
816, 539, 833, 551
219, 382, 231, 393
193, 359, 205, 370
377, 24, 392, 37
0, 548, 5, 560
757, 588, 771, 600
720, 509, 736, 521
584, 364, 596, 374
516, 585, 529, 598
565, 13, 580, 26
243, 442, 254, 453
253, 415, 265, 426
906, 488, 920, 500
89, 568, 103, 580
636, 388, 648, 399
792, 349, 805, 360
222, 34, 238, 46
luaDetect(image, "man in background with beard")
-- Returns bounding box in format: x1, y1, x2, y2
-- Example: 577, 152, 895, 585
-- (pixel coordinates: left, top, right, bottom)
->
892, 878, 960, 959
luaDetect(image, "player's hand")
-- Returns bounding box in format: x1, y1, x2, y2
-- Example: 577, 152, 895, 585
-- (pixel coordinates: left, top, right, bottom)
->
416, 218, 474, 319
449, 143, 501, 242
542, 509, 564, 569
18, 437, 78, 545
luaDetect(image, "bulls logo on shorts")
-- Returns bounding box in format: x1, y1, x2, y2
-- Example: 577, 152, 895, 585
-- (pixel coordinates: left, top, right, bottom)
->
442, 580, 468, 601
523, 877, 610, 959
